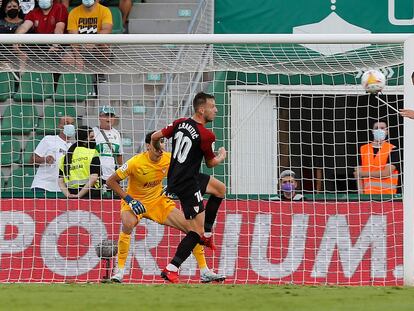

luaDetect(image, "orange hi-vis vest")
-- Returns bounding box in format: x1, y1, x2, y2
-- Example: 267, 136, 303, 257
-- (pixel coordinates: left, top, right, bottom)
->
360, 142, 399, 194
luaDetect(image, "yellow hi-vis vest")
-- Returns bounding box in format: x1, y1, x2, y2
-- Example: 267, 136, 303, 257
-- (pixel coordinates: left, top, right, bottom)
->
59, 146, 100, 189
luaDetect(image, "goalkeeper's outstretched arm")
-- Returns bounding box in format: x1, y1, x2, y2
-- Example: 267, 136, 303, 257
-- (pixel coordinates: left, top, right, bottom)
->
400, 109, 414, 119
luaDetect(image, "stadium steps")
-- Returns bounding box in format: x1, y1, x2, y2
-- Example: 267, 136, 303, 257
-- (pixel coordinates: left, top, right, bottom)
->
128, 1, 197, 34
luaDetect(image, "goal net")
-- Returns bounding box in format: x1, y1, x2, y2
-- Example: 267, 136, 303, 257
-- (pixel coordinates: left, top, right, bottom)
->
0, 34, 412, 285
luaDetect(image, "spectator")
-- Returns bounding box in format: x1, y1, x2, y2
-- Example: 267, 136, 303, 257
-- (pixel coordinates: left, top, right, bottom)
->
64, 0, 112, 70
279, 169, 304, 201
58, 125, 102, 199
31, 116, 75, 194
15, 0, 67, 34
14, 0, 68, 64
354, 121, 400, 195
0, 0, 23, 33
61, 0, 130, 32
92, 106, 123, 193
18, 0, 35, 16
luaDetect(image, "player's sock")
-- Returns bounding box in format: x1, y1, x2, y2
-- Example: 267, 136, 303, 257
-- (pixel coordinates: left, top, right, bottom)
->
170, 231, 200, 269
204, 195, 223, 233
117, 231, 131, 268
192, 243, 207, 270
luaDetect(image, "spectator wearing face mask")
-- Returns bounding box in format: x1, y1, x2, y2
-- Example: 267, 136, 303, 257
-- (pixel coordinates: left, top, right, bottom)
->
63, 0, 112, 70
15, 0, 67, 34
0, 0, 23, 33
14, 0, 68, 64
31, 116, 75, 194
279, 170, 304, 201
354, 121, 400, 195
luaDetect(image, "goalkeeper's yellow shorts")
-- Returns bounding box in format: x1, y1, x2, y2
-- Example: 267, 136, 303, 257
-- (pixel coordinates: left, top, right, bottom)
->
120, 194, 176, 224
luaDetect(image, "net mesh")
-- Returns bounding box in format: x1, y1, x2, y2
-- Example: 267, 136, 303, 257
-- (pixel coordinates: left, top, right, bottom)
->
0, 39, 406, 285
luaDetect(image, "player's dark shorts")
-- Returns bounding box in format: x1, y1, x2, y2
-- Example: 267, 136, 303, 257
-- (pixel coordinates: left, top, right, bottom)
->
170, 173, 210, 220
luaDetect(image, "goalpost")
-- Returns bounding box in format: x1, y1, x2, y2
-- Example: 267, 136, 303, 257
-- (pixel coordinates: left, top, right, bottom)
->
0, 33, 413, 285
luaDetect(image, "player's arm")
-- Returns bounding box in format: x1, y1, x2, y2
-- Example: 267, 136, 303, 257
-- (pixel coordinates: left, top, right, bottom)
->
400, 109, 414, 119
151, 130, 165, 152
106, 166, 146, 215
205, 146, 227, 168
106, 172, 128, 200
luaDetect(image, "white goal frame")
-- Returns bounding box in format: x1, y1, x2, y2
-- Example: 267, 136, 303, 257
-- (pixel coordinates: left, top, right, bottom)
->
0, 33, 413, 285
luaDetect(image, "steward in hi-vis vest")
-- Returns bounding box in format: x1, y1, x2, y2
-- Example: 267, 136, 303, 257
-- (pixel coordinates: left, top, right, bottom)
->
58, 126, 101, 199
354, 121, 400, 195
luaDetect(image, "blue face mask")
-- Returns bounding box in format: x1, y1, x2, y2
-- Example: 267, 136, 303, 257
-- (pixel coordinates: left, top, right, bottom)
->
82, 0, 95, 7
38, 0, 52, 10
63, 124, 76, 138
372, 129, 387, 141
281, 182, 296, 193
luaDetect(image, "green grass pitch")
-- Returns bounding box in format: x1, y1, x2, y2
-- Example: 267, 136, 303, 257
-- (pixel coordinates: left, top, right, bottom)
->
2, 284, 414, 311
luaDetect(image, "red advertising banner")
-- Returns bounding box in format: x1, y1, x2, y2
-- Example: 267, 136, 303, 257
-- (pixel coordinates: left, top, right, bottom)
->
0, 199, 403, 285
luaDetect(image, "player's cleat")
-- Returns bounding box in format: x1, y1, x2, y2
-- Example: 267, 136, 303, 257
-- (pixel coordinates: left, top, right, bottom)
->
200, 235, 217, 250
200, 270, 226, 283
110, 267, 125, 283
161, 267, 179, 283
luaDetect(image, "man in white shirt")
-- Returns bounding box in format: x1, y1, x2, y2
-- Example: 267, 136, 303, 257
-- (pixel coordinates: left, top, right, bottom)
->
31, 116, 75, 193
92, 106, 123, 190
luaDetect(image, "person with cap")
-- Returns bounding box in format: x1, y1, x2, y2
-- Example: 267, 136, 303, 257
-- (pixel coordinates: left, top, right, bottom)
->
92, 106, 123, 194
279, 169, 304, 201
31, 116, 75, 195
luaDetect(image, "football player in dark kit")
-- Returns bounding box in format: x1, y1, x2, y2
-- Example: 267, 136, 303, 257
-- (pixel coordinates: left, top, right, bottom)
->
151, 92, 227, 283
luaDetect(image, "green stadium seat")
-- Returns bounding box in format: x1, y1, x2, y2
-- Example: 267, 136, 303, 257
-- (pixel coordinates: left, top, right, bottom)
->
108, 7, 124, 34
54, 74, 94, 103
13, 72, 54, 102
0, 170, 6, 190
36, 104, 77, 135
5, 166, 35, 192
21, 135, 43, 165
0, 136, 20, 165
0, 104, 39, 135
0, 72, 15, 102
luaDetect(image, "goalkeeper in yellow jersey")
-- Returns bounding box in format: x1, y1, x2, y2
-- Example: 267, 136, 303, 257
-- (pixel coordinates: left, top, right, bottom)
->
106, 131, 225, 283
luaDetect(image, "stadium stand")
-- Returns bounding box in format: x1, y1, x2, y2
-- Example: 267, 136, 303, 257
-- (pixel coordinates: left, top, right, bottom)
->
21, 135, 42, 165
36, 104, 77, 135
5, 165, 35, 192
54, 73, 94, 103
0, 72, 15, 102
0, 135, 20, 165
13, 72, 54, 102
0, 103, 39, 135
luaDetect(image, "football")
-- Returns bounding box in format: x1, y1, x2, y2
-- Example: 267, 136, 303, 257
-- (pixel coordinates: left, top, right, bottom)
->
361, 69, 386, 94
95, 240, 118, 259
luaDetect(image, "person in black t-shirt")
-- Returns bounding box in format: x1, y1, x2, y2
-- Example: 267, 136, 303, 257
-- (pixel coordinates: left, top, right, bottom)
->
151, 92, 227, 283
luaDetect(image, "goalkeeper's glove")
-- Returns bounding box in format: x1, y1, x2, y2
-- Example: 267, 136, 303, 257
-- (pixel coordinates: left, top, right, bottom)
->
124, 195, 146, 215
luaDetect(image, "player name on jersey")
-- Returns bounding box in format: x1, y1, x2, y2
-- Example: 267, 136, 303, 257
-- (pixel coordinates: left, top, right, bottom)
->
178, 122, 199, 139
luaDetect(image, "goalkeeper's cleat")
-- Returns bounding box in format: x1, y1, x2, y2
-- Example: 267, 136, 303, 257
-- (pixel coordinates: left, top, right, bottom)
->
161, 267, 179, 284
111, 267, 125, 283
200, 235, 216, 250
200, 269, 226, 283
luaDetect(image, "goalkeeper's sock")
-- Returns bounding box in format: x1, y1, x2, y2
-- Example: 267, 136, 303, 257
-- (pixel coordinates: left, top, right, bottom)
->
170, 231, 200, 269
117, 231, 131, 269
192, 243, 207, 270
204, 195, 223, 233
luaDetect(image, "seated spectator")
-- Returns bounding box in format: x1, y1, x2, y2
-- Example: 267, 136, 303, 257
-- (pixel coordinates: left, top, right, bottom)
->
279, 169, 304, 201
64, 0, 112, 69
354, 121, 400, 195
61, 0, 130, 32
14, 0, 68, 63
31, 116, 75, 194
0, 0, 23, 33
58, 126, 102, 199
15, 0, 67, 34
